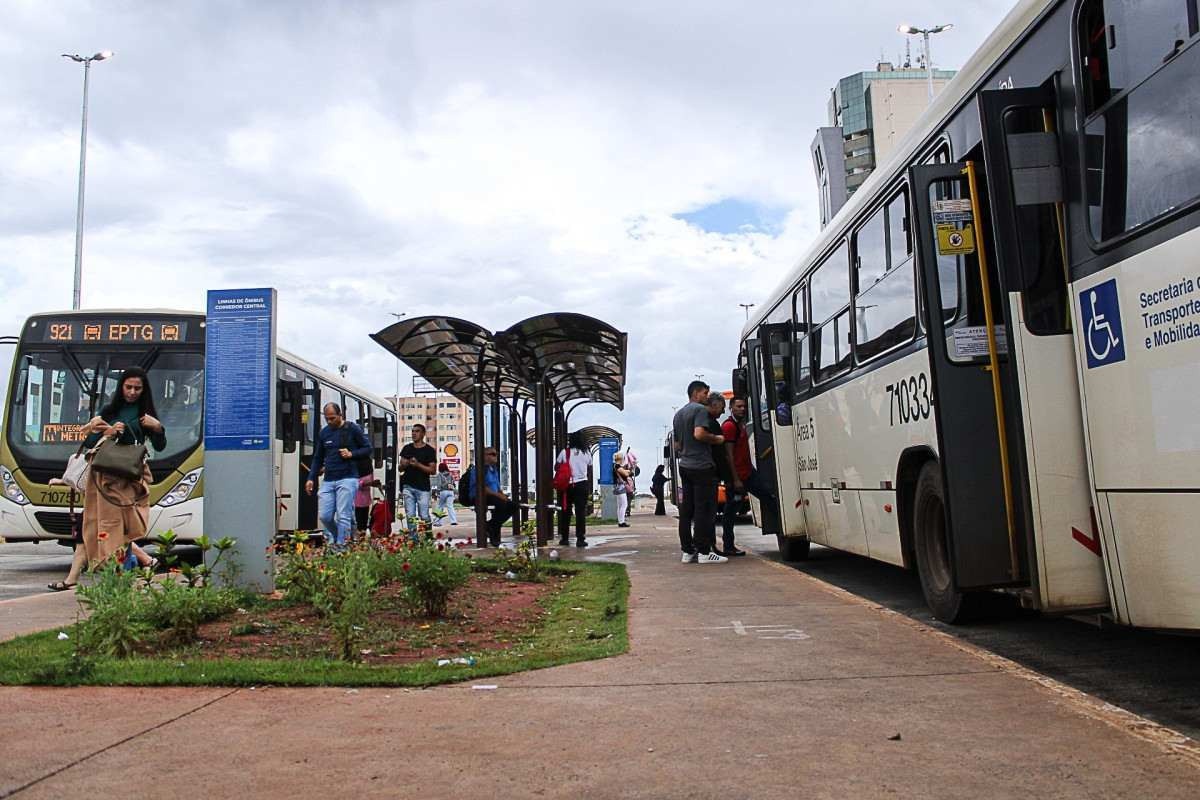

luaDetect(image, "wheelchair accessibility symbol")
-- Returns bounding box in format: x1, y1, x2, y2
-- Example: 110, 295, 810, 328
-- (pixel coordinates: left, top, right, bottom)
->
1080, 278, 1125, 368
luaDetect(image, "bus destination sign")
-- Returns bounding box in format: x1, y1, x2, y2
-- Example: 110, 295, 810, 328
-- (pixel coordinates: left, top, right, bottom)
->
31, 319, 191, 344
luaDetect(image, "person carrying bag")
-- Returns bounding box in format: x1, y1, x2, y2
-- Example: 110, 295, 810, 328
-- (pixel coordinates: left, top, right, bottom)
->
79, 367, 167, 567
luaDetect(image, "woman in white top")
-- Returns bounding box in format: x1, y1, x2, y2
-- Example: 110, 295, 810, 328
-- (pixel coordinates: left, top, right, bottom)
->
613, 451, 633, 528
556, 431, 592, 547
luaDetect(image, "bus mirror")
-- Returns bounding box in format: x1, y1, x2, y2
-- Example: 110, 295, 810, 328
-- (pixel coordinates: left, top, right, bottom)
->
663, 444, 671, 460
732, 367, 748, 398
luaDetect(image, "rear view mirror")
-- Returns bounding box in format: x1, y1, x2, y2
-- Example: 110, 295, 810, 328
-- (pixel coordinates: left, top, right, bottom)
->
731, 367, 749, 398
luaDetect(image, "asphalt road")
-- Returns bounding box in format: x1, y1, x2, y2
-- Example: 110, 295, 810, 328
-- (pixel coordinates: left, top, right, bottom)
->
0, 541, 75, 600
738, 533, 1200, 742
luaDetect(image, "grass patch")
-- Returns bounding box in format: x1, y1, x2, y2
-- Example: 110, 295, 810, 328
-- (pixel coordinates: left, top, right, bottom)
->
0, 561, 628, 687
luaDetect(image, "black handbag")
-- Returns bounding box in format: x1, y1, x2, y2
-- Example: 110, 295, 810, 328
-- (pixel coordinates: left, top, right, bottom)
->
89, 437, 148, 481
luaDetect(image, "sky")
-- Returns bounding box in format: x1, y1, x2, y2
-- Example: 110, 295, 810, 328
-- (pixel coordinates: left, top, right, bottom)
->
0, 0, 1015, 465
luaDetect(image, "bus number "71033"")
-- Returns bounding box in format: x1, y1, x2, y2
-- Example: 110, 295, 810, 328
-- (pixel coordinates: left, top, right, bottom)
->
886, 375, 932, 426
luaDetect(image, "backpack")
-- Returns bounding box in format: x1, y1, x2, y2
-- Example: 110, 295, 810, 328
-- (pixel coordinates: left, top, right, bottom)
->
553, 449, 572, 492
340, 424, 373, 478
457, 466, 475, 506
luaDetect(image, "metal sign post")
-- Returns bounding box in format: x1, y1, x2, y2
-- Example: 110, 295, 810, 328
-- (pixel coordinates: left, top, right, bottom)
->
203, 288, 277, 591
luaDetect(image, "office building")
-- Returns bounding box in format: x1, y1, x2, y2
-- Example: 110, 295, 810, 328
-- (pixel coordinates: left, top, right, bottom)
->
811, 61, 956, 227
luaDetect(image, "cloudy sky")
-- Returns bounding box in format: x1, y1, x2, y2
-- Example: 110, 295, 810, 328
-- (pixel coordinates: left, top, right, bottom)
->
1, 0, 1014, 462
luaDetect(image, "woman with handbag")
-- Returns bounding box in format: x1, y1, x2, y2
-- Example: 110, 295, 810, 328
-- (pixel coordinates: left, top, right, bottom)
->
613, 451, 633, 528
78, 367, 167, 569
556, 431, 591, 547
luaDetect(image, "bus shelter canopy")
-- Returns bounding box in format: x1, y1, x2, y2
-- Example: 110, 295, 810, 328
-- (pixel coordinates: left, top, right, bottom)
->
371, 313, 627, 409
526, 424, 622, 451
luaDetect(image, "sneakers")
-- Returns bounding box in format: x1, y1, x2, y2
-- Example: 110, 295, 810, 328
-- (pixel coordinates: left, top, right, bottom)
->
696, 551, 728, 564
681, 552, 698, 564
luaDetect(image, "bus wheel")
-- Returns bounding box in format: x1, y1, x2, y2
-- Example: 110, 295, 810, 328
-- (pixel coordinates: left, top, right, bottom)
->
777, 533, 810, 562
913, 462, 976, 623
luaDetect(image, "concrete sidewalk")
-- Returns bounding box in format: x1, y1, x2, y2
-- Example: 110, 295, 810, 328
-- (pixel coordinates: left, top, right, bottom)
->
2, 512, 1198, 799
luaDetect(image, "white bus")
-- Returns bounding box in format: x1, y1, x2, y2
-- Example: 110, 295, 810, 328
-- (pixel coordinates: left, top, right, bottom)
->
1, 309, 398, 544
737, 0, 1200, 630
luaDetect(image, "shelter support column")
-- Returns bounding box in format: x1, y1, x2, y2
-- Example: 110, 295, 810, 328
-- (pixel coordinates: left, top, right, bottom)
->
473, 382, 488, 546
534, 380, 552, 546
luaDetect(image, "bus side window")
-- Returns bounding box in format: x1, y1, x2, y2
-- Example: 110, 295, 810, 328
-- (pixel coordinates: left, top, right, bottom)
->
1078, 0, 1200, 240
792, 284, 811, 396
857, 188, 918, 362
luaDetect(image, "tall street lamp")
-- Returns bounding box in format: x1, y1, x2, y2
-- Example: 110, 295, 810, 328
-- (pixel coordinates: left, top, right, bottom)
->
389, 312, 406, 405
738, 302, 755, 321
62, 50, 113, 310
897, 24, 952, 102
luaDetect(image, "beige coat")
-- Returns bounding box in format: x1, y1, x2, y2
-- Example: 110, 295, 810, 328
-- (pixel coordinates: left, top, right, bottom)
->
82, 463, 150, 566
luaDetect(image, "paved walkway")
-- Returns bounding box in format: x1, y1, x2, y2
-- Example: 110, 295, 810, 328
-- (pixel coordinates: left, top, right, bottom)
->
2, 512, 1198, 799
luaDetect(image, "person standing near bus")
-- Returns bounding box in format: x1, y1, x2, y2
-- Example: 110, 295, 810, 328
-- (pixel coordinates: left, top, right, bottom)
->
306, 403, 371, 550
671, 380, 727, 564
720, 396, 771, 555
78, 367, 166, 572
399, 423, 438, 536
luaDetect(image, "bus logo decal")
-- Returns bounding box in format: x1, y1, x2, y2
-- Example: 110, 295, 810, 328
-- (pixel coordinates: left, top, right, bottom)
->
1081, 279, 1125, 368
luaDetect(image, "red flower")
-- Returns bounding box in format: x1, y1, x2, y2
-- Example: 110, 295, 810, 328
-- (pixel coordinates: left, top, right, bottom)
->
437, 543, 445, 551
435, 531, 444, 540
402, 562, 411, 572
466, 538, 473, 546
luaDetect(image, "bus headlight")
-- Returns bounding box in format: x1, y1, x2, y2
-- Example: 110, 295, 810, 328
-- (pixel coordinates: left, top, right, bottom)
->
1, 467, 29, 506
158, 468, 202, 508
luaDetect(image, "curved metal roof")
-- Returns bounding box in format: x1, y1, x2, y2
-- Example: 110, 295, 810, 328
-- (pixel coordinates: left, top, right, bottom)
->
371, 312, 627, 409
496, 313, 626, 408
525, 424, 622, 451
369, 316, 527, 404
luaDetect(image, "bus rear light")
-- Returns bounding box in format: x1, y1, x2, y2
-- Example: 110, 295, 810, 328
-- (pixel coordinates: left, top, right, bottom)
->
1, 467, 29, 506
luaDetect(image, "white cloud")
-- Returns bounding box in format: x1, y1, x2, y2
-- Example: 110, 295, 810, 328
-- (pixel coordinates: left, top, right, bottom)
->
0, 0, 1012, 464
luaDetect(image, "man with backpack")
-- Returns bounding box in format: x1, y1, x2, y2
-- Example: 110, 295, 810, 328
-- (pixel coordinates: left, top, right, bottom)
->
306, 402, 373, 550
721, 396, 772, 556
466, 447, 516, 546
399, 423, 438, 537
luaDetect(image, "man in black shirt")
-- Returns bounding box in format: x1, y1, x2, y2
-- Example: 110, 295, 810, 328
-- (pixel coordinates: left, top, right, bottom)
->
399, 423, 437, 537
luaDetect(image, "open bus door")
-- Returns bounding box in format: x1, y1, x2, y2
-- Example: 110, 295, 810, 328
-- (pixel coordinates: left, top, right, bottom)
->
743, 338, 784, 536
908, 161, 1030, 621
976, 86, 1108, 613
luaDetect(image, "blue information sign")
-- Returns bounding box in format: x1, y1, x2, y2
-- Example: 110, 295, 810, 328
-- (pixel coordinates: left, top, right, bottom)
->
205, 289, 274, 451
597, 437, 619, 485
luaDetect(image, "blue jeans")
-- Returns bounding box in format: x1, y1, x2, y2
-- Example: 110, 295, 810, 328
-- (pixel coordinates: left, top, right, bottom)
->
434, 489, 458, 525
318, 477, 359, 547
403, 486, 432, 534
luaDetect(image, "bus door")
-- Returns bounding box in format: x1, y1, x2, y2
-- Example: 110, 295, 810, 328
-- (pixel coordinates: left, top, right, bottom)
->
909, 162, 1030, 596
275, 376, 304, 531
743, 338, 784, 535
760, 322, 808, 538
298, 376, 320, 530
977, 86, 1108, 612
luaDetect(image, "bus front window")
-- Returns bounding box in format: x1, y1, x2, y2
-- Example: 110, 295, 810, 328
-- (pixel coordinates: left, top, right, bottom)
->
8, 348, 204, 467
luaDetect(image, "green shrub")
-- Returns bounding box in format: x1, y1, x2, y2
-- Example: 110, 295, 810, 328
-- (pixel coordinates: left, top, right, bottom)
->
75, 561, 152, 658
400, 538, 472, 617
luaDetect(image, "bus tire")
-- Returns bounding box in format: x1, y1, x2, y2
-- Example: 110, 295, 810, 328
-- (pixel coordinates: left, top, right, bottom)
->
777, 533, 810, 562
913, 462, 977, 623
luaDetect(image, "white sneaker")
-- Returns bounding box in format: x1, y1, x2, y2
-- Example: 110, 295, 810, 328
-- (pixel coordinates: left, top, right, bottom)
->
681, 552, 698, 564
696, 551, 728, 564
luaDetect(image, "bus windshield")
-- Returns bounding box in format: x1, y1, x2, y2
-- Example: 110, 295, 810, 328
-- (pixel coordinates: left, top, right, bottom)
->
7, 346, 204, 466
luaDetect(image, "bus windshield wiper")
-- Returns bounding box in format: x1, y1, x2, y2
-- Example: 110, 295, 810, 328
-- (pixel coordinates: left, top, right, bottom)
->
59, 346, 96, 401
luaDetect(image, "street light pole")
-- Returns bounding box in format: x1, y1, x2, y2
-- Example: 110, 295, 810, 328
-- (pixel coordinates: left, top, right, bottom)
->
897, 24, 952, 103
389, 312, 406, 405
738, 302, 755, 321
62, 51, 113, 311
